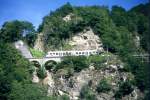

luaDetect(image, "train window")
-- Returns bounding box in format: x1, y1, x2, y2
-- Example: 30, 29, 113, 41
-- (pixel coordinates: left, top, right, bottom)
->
53, 53, 55, 55
82, 52, 84, 54
63, 53, 66, 55
56, 53, 58, 55
79, 52, 81, 54
76, 52, 78, 54
69, 52, 71, 55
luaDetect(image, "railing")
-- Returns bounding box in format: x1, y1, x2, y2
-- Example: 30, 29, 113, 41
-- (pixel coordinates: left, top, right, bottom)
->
45, 49, 101, 58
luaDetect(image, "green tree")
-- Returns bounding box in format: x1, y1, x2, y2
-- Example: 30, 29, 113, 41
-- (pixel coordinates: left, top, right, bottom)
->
96, 79, 111, 93
0, 20, 35, 43
9, 81, 49, 100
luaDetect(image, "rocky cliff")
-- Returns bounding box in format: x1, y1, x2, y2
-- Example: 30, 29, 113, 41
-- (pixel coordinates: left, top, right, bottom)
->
68, 27, 103, 51
32, 53, 144, 100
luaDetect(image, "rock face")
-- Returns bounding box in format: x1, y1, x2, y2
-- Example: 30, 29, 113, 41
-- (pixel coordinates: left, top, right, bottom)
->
32, 68, 40, 83
34, 33, 45, 52
63, 13, 74, 22
32, 54, 143, 100
134, 35, 140, 47
68, 27, 103, 51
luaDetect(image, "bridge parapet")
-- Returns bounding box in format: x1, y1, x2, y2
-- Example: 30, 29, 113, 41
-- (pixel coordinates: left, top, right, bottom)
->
45, 49, 101, 58
28, 49, 102, 66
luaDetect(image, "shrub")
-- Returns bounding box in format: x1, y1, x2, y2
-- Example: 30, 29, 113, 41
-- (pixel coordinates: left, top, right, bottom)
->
88, 55, 107, 69
37, 66, 47, 79
80, 85, 96, 100
58, 95, 70, 100
30, 48, 45, 58
45, 60, 57, 71
57, 56, 89, 72
114, 80, 134, 99
96, 78, 111, 93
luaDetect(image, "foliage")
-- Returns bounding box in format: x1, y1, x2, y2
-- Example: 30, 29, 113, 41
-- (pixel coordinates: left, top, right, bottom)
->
57, 95, 70, 100
9, 81, 49, 100
45, 60, 57, 71
57, 56, 89, 72
88, 55, 107, 69
0, 20, 35, 44
25, 32, 37, 47
96, 78, 111, 93
30, 48, 45, 58
0, 43, 31, 99
38, 3, 149, 93
122, 54, 149, 91
80, 85, 96, 100
114, 80, 134, 99
37, 66, 47, 79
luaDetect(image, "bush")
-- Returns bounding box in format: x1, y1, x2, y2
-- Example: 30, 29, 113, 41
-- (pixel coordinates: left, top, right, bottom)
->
30, 48, 45, 58
96, 79, 111, 93
88, 55, 107, 69
37, 66, 47, 79
58, 95, 70, 100
57, 56, 89, 72
45, 60, 57, 71
80, 85, 96, 100
114, 80, 134, 99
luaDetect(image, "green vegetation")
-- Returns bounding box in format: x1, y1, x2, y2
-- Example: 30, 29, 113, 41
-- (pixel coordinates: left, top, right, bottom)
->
45, 60, 57, 71
96, 78, 111, 93
37, 2, 149, 97
0, 20, 36, 47
30, 48, 45, 58
9, 81, 49, 100
0, 42, 48, 100
56, 56, 89, 73
80, 85, 96, 100
88, 55, 107, 69
37, 66, 47, 79
0, 2, 149, 100
114, 80, 134, 99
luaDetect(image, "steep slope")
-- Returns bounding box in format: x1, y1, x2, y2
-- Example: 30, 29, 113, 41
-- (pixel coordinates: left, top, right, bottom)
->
32, 3, 149, 100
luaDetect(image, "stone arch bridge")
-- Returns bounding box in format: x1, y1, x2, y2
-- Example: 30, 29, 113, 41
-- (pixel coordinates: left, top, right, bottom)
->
28, 49, 102, 66
14, 40, 103, 66
29, 57, 61, 66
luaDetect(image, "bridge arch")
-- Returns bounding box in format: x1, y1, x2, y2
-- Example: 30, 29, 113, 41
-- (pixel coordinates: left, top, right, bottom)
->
44, 60, 57, 71
31, 60, 41, 68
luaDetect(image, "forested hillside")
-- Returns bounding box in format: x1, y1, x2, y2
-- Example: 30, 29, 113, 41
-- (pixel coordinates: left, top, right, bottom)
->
0, 2, 149, 100
38, 2, 150, 96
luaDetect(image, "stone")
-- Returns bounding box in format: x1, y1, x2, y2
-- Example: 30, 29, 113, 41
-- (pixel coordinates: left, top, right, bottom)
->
34, 33, 45, 52
68, 27, 104, 51
32, 71, 40, 83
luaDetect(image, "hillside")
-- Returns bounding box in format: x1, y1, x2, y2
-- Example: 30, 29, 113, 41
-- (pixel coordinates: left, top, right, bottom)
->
0, 2, 149, 100
31, 3, 150, 100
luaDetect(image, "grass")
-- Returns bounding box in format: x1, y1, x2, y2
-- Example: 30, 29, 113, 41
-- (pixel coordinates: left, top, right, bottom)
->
29, 48, 45, 58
